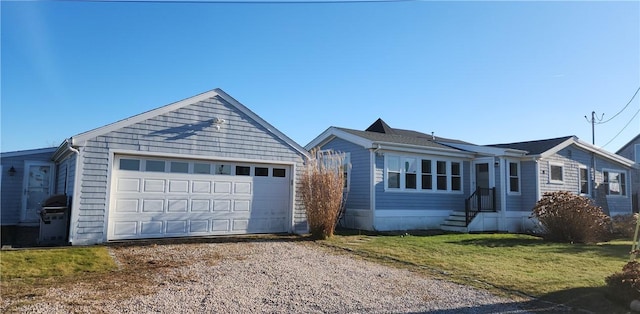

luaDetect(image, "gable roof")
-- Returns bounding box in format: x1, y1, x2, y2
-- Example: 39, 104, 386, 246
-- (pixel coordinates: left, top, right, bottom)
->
490, 135, 636, 168
488, 136, 574, 155
306, 119, 474, 157
65, 88, 308, 157
616, 134, 640, 155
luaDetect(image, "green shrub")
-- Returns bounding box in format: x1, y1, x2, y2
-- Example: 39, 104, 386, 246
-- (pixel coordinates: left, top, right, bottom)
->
300, 149, 347, 240
531, 191, 611, 244
611, 214, 639, 239
606, 261, 640, 305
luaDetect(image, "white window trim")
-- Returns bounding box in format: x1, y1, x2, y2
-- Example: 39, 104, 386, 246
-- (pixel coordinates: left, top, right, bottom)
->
548, 161, 564, 184
384, 154, 463, 193
578, 166, 590, 196
603, 168, 628, 198
507, 160, 521, 195
318, 149, 351, 192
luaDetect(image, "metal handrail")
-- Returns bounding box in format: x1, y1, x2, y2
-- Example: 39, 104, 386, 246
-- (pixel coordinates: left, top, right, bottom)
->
464, 187, 496, 225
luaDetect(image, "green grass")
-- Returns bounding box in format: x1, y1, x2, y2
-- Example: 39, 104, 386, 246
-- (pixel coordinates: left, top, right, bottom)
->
1, 246, 117, 279
324, 232, 631, 312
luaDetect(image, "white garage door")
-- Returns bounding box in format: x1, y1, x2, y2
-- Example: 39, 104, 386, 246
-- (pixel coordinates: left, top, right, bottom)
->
107, 155, 291, 240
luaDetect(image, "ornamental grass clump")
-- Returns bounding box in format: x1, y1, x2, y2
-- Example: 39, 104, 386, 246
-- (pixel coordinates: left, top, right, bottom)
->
300, 149, 347, 240
531, 191, 611, 244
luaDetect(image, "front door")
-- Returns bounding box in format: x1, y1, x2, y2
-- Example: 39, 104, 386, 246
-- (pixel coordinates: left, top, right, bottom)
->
21, 161, 55, 223
471, 158, 496, 211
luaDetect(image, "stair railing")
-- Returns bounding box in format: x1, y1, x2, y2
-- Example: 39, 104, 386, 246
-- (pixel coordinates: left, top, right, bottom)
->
464, 187, 496, 225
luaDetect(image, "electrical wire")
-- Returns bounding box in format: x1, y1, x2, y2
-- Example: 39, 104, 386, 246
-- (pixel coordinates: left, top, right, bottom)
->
598, 86, 640, 124
602, 107, 640, 148
41, 0, 418, 3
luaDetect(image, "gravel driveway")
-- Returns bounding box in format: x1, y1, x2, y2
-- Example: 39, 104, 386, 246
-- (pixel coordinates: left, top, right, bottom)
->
3, 240, 533, 313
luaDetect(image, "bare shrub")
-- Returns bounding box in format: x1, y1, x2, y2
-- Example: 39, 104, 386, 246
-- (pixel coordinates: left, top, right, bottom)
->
611, 214, 639, 239
300, 149, 347, 239
531, 191, 611, 244
606, 261, 640, 305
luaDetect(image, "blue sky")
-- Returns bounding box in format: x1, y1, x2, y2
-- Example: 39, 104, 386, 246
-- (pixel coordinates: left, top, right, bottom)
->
2, 0, 639, 153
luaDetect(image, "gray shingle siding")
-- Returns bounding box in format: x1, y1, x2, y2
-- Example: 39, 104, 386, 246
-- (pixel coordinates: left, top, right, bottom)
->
1, 150, 56, 225
519, 160, 538, 212
318, 137, 371, 210
71, 95, 305, 244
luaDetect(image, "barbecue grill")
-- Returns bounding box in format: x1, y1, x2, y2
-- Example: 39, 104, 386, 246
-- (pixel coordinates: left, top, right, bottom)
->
39, 194, 69, 245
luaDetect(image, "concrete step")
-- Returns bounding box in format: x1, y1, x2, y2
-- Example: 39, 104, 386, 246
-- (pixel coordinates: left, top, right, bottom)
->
440, 224, 468, 233
442, 219, 466, 227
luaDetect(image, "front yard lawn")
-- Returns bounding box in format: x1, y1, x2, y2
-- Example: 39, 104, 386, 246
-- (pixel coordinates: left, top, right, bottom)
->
323, 232, 631, 313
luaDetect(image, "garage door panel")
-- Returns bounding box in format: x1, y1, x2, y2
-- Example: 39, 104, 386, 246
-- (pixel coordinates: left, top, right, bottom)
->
168, 199, 188, 212
233, 200, 251, 212
142, 199, 165, 212
109, 156, 292, 240
212, 219, 230, 231
213, 181, 232, 194
166, 220, 188, 234
192, 181, 212, 193
117, 178, 141, 192
169, 180, 189, 193
191, 199, 211, 212
141, 221, 163, 235
144, 179, 166, 192
115, 199, 139, 213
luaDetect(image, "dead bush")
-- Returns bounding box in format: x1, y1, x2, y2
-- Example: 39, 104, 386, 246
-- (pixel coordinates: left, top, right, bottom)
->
531, 191, 611, 244
611, 214, 639, 239
606, 261, 640, 305
300, 149, 347, 239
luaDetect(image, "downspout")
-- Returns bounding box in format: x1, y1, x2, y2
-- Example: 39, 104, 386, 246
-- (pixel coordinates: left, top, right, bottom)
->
499, 157, 507, 231
65, 139, 81, 245
370, 144, 381, 231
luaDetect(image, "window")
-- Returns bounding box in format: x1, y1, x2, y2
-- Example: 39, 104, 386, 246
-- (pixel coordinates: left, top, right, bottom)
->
120, 159, 140, 171
436, 161, 447, 190
255, 167, 269, 176
342, 153, 351, 190
194, 163, 211, 174
451, 162, 461, 191
170, 161, 189, 173
387, 156, 401, 189
273, 168, 286, 177
215, 164, 231, 175
404, 158, 417, 189
236, 166, 250, 176
549, 163, 563, 183
146, 160, 165, 172
604, 170, 627, 196
579, 167, 589, 194
421, 159, 432, 190
508, 162, 520, 193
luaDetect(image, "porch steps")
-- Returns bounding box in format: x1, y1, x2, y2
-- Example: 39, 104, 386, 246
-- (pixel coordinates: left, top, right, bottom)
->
440, 210, 469, 233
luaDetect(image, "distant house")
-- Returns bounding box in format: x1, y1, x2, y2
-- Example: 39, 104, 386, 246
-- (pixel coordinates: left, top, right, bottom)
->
306, 119, 636, 232
1, 89, 309, 245
616, 134, 640, 212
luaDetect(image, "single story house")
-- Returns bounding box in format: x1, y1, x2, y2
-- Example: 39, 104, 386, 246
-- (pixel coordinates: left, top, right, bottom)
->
616, 134, 640, 212
306, 119, 637, 232
1, 88, 309, 245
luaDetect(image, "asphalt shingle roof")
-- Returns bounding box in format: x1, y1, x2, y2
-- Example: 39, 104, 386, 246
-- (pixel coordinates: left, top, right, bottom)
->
488, 136, 574, 155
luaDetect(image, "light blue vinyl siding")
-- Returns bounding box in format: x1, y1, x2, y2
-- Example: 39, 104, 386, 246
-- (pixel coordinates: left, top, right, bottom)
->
375, 155, 470, 211
0, 149, 56, 225
518, 160, 538, 212
318, 137, 370, 210
72, 96, 305, 244
55, 154, 76, 196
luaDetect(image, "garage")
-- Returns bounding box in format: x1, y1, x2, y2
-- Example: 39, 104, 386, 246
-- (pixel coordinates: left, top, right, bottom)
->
108, 155, 292, 240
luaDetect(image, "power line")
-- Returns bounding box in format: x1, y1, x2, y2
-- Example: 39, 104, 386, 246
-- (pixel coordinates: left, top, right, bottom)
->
597, 85, 640, 124
38, 0, 418, 3
602, 107, 640, 148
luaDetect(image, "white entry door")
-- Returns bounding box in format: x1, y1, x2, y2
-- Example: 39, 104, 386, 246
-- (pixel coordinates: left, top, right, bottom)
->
22, 161, 55, 223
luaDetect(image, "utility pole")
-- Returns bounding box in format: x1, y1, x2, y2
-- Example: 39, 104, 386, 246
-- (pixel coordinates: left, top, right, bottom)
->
584, 112, 604, 198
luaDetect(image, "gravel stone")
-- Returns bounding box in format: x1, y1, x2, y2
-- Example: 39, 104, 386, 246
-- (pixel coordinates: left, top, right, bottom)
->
2, 241, 532, 313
